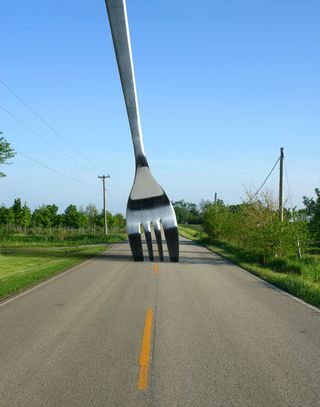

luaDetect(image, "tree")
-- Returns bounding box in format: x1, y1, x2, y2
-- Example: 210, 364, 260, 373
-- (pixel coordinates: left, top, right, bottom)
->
12, 198, 23, 228
64, 205, 87, 228
107, 211, 114, 229
32, 206, 50, 228
112, 213, 126, 229
0, 205, 14, 226
31, 204, 59, 228
0, 133, 15, 177
21, 203, 31, 231
172, 200, 201, 224
172, 200, 189, 224
303, 188, 320, 241
84, 203, 99, 227
202, 200, 228, 240
46, 204, 60, 227
199, 199, 212, 213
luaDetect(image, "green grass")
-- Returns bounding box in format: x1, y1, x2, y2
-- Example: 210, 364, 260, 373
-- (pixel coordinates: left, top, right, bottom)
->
0, 230, 127, 247
179, 225, 320, 308
0, 245, 106, 300
0, 232, 127, 300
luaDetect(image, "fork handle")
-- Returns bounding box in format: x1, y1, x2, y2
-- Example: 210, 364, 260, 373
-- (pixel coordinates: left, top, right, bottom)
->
105, 0, 148, 167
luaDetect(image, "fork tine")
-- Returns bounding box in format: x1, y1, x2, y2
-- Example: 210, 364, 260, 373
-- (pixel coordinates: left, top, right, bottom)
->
163, 226, 179, 262
143, 222, 154, 261
155, 230, 164, 262
128, 233, 144, 261
145, 232, 154, 261
154, 220, 164, 262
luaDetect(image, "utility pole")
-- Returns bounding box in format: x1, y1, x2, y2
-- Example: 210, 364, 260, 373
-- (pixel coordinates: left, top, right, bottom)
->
214, 192, 217, 205
98, 175, 110, 235
279, 147, 284, 222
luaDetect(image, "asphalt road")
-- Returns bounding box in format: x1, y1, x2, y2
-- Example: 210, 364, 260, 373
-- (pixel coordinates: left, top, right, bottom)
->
0, 238, 319, 406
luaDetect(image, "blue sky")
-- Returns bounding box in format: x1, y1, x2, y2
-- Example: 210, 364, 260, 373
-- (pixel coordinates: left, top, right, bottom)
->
1, 0, 319, 214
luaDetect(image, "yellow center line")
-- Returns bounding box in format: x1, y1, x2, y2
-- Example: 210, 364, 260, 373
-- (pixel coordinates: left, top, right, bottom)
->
153, 263, 158, 274
137, 308, 153, 390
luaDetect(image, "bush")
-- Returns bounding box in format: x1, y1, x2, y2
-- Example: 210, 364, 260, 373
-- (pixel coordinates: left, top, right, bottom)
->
202, 192, 310, 261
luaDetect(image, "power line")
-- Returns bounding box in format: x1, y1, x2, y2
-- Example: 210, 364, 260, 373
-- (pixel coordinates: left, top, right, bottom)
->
16, 150, 98, 189
283, 154, 302, 258
17, 149, 125, 207
102, 182, 126, 208
284, 158, 294, 208
0, 79, 129, 199
0, 78, 105, 173
1, 108, 125, 206
249, 156, 281, 202
0, 103, 97, 175
0, 79, 130, 207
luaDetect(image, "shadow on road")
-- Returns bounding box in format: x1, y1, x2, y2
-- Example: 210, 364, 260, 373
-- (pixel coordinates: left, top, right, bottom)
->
100, 253, 134, 262
100, 240, 226, 266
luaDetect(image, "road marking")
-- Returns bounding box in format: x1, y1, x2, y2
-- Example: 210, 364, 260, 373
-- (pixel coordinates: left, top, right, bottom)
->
137, 308, 153, 390
153, 264, 158, 273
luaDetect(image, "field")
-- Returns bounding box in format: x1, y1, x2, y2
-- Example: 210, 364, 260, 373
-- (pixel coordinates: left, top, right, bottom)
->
0, 231, 127, 300
179, 225, 320, 308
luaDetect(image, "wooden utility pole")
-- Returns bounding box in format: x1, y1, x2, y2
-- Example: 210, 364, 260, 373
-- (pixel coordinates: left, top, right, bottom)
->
279, 147, 284, 222
98, 175, 110, 235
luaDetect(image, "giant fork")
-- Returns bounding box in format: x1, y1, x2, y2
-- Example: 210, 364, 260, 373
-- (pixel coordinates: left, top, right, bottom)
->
105, 0, 179, 262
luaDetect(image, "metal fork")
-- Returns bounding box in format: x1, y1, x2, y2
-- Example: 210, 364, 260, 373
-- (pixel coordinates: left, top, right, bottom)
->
105, 0, 179, 262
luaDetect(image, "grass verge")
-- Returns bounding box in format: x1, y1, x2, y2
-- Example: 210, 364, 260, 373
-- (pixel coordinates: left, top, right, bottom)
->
0, 231, 127, 247
179, 225, 320, 308
0, 245, 106, 300
0, 233, 127, 300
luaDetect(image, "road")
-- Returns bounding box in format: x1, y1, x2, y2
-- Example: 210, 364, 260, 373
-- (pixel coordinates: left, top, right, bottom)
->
0, 238, 319, 406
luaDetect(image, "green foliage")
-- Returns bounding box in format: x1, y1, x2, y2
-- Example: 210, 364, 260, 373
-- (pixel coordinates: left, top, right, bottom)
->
106, 210, 113, 228
11, 198, 32, 230
21, 203, 31, 230
179, 226, 320, 308
12, 198, 23, 227
83, 203, 99, 226
0, 199, 127, 235
202, 200, 228, 240
202, 193, 310, 262
32, 204, 61, 228
0, 206, 14, 225
0, 229, 127, 247
0, 245, 107, 300
0, 198, 128, 300
112, 213, 126, 229
0, 134, 15, 177
303, 187, 320, 241
172, 200, 201, 224
64, 204, 87, 228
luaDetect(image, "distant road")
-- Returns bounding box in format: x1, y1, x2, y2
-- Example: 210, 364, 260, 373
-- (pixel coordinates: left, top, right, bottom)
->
0, 238, 319, 406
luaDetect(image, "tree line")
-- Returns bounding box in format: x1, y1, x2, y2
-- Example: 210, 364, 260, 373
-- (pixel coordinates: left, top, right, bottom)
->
0, 199, 126, 231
